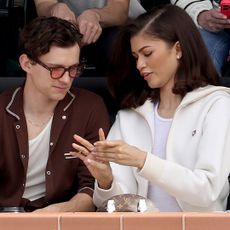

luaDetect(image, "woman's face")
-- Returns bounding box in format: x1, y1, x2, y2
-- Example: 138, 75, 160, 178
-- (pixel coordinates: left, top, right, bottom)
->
130, 33, 181, 91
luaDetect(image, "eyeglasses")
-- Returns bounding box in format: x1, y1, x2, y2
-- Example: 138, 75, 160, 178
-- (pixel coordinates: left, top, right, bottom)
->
34, 58, 85, 79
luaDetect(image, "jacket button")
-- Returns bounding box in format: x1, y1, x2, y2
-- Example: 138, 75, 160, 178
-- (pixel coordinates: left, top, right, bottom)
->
16, 125, 20, 129
50, 142, 54, 146
62, 115, 67, 120
46, 171, 51, 176
21, 154, 25, 159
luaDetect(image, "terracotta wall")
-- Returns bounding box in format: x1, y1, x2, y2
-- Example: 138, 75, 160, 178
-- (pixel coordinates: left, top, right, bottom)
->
0, 212, 230, 230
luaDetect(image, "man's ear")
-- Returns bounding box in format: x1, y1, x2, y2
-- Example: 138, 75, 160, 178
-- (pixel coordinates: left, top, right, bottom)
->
19, 54, 34, 73
175, 41, 182, 59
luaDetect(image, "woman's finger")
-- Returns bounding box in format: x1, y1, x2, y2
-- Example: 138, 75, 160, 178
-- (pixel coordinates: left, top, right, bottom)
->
99, 128, 105, 141
94, 140, 122, 149
93, 151, 120, 161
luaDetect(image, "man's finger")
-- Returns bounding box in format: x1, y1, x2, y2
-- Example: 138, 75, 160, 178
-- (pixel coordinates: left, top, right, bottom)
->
73, 134, 94, 150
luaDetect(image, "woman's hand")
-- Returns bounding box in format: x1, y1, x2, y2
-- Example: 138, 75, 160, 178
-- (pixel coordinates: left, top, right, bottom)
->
65, 128, 113, 190
93, 140, 147, 170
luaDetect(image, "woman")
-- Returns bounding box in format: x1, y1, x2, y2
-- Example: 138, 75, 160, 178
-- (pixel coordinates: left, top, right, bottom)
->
66, 5, 230, 212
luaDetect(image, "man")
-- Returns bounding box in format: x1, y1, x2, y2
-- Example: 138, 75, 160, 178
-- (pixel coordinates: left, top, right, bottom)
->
174, 0, 230, 75
34, 0, 145, 44
0, 16, 110, 212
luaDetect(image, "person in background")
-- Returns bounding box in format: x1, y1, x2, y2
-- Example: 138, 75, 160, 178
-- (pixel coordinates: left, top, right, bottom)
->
33, 0, 230, 76
34, 0, 145, 45
175, 0, 230, 75
0, 16, 110, 212
140, 0, 230, 76
69, 5, 230, 212
33, 0, 146, 74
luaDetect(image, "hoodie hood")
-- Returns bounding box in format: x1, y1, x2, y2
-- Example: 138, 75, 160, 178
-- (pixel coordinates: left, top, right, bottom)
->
180, 85, 230, 108
133, 85, 230, 118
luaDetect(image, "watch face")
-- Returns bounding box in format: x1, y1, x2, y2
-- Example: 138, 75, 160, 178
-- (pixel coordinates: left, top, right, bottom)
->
97, 194, 159, 213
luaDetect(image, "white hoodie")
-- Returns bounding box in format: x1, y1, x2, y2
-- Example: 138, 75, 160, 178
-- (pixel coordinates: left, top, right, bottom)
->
93, 85, 230, 212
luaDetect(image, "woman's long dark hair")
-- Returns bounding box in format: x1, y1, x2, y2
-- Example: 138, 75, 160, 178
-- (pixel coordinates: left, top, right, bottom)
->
108, 4, 219, 109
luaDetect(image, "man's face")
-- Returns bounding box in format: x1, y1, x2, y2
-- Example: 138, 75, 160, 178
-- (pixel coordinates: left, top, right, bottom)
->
27, 43, 81, 102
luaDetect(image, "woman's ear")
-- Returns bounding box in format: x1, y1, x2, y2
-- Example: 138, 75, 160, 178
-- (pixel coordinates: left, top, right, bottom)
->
175, 41, 182, 59
19, 54, 33, 73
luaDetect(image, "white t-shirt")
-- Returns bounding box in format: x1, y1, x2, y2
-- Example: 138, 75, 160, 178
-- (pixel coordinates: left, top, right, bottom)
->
22, 117, 53, 201
146, 104, 181, 212
61, 0, 146, 18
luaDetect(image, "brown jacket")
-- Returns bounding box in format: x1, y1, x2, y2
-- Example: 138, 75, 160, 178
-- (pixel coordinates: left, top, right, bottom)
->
0, 86, 110, 211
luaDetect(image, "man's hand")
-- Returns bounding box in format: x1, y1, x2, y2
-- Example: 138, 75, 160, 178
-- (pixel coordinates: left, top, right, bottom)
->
33, 193, 94, 212
66, 128, 113, 190
198, 9, 230, 32
76, 10, 102, 45
50, 3, 76, 22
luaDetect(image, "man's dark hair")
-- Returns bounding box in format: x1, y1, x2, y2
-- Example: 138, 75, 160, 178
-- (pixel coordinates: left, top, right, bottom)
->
19, 16, 82, 61
108, 4, 219, 109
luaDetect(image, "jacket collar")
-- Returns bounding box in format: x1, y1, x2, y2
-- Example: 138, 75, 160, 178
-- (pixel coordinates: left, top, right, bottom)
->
133, 99, 154, 119
6, 86, 76, 120
179, 85, 230, 109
